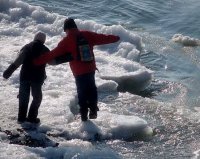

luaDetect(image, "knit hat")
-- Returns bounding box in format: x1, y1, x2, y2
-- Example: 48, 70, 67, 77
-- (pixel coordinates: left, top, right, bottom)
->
63, 18, 77, 31
34, 32, 46, 43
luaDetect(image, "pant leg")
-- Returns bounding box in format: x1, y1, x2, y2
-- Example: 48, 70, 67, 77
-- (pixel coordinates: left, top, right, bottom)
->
28, 82, 43, 120
87, 73, 99, 112
18, 81, 31, 120
75, 72, 98, 116
75, 75, 89, 115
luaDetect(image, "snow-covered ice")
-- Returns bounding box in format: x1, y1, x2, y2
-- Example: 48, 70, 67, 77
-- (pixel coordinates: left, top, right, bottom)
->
0, 0, 155, 158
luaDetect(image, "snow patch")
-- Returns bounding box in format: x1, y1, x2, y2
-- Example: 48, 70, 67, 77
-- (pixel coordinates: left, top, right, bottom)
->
172, 34, 200, 47
101, 71, 152, 93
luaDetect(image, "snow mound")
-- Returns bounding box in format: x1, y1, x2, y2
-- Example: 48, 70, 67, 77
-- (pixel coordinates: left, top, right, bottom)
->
172, 34, 200, 47
100, 71, 152, 93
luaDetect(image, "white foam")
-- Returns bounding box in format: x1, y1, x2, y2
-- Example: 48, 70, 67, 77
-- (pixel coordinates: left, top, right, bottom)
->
100, 70, 152, 93
76, 19, 143, 51
60, 111, 153, 141
0, 142, 121, 159
97, 79, 118, 92
0, 0, 154, 158
98, 112, 153, 140
193, 149, 200, 159
172, 34, 200, 46
1, 0, 153, 107
116, 42, 140, 61
0, 143, 38, 159
0, 132, 7, 141
0, 0, 144, 64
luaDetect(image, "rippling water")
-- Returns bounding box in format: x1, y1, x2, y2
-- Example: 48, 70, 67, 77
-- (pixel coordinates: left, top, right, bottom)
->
24, 0, 200, 38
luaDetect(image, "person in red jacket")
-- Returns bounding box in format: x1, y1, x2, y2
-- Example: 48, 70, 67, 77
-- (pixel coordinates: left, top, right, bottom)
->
34, 18, 120, 121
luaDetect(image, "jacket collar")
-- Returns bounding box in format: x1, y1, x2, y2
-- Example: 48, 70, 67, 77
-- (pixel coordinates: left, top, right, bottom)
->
67, 28, 79, 36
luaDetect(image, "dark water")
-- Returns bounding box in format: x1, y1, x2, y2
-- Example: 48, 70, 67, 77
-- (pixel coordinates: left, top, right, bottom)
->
24, 0, 200, 38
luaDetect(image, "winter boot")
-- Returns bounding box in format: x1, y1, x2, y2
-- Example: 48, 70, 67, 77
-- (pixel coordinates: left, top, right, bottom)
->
27, 118, 40, 124
80, 108, 88, 122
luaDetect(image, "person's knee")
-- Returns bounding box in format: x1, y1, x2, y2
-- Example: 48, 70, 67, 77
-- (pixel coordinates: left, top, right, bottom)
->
33, 94, 42, 103
78, 101, 88, 108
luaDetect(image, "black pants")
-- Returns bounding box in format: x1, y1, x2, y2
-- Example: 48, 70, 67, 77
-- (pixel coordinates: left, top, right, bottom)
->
75, 72, 98, 115
18, 81, 43, 121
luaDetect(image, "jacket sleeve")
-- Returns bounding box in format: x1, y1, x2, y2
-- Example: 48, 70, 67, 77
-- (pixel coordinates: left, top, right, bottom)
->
3, 47, 26, 79
88, 32, 120, 46
13, 47, 27, 67
3, 64, 18, 79
34, 39, 68, 65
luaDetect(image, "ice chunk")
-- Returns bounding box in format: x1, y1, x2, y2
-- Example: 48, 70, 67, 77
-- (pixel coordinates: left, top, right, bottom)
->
101, 71, 152, 93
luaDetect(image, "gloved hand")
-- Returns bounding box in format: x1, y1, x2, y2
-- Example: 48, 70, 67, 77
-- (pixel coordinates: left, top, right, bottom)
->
55, 53, 73, 65
48, 53, 73, 65
3, 64, 18, 79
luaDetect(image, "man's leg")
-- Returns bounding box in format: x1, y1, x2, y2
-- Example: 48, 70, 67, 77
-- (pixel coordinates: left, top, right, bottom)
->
18, 81, 30, 122
87, 73, 99, 119
75, 75, 89, 121
27, 82, 42, 123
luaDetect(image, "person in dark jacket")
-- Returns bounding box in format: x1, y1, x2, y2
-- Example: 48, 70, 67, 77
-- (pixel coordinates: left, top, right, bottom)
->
34, 18, 120, 121
3, 32, 49, 124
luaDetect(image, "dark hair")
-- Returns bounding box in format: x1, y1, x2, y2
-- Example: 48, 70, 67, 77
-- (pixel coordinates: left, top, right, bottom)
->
63, 18, 77, 31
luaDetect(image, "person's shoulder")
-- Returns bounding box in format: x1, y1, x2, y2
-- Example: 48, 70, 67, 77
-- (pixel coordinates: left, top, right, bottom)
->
28, 41, 37, 46
80, 30, 96, 39
21, 42, 33, 51
43, 45, 50, 52
26, 41, 34, 47
57, 36, 70, 47
25, 40, 40, 49
61, 36, 68, 41
80, 30, 93, 35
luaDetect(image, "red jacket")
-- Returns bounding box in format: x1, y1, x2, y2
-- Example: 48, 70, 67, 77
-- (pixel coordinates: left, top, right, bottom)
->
34, 29, 120, 76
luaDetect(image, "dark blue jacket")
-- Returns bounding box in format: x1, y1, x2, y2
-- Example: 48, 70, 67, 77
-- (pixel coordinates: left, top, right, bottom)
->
19, 40, 49, 82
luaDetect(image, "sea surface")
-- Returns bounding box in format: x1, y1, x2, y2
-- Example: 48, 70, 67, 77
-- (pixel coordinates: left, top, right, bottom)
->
23, 0, 200, 108
0, 0, 200, 158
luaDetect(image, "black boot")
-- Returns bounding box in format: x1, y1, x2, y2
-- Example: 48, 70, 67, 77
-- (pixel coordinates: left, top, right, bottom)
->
18, 105, 28, 123
89, 105, 99, 119
89, 110, 97, 119
17, 117, 27, 123
27, 118, 40, 124
80, 108, 88, 121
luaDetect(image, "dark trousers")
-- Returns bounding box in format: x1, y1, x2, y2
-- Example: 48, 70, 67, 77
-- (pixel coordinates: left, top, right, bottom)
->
18, 81, 43, 120
75, 72, 98, 115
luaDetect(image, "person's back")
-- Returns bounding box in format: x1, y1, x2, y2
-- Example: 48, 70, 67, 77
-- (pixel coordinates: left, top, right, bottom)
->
57, 29, 97, 76
20, 40, 49, 82
3, 32, 50, 123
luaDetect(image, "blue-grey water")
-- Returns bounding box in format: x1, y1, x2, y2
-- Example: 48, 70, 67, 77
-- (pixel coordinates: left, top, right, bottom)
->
24, 0, 200, 107
24, 0, 200, 38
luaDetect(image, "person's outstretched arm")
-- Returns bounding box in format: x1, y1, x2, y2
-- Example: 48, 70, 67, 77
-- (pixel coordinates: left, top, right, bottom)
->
34, 38, 69, 65
87, 31, 120, 46
3, 47, 27, 79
